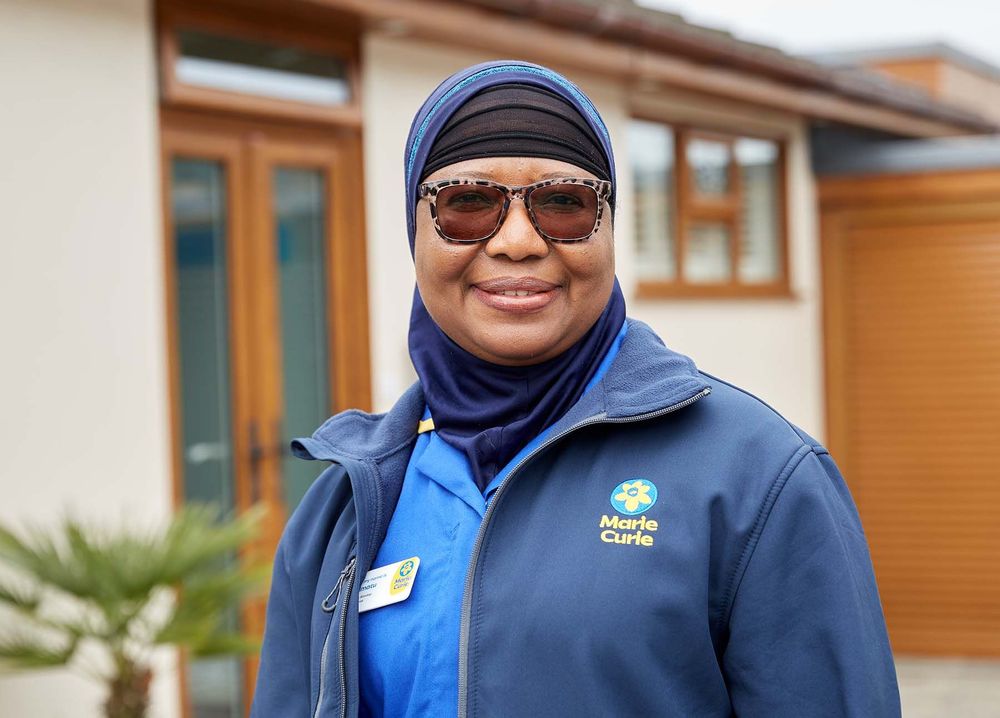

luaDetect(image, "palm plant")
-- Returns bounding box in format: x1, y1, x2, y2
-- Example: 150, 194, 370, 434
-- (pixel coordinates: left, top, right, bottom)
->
0, 505, 269, 718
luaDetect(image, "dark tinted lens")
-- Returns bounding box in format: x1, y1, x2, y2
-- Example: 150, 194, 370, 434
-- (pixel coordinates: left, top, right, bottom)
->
434, 184, 505, 241
528, 183, 600, 240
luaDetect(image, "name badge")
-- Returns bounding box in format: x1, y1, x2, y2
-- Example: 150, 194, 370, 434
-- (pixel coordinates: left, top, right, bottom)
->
357, 557, 420, 613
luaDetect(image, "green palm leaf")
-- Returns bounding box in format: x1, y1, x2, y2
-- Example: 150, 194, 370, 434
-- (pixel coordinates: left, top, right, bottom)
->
0, 502, 268, 715
0, 633, 78, 670
0, 579, 41, 614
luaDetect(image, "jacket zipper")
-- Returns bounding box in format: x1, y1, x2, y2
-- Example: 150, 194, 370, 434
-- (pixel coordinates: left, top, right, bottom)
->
315, 554, 357, 718
456, 387, 711, 717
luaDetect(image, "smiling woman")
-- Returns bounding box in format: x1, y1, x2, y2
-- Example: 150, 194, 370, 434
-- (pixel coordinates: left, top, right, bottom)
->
406, 80, 626, 494
415, 157, 616, 365
251, 61, 901, 718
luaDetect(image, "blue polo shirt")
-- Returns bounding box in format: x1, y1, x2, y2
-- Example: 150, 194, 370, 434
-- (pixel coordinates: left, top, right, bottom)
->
357, 322, 627, 718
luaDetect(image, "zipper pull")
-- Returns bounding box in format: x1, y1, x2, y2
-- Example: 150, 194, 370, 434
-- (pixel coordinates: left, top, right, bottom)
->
321, 555, 357, 613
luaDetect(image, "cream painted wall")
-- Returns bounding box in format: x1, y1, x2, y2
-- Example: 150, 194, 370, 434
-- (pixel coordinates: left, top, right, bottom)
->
0, 0, 179, 716
361, 34, 825, 439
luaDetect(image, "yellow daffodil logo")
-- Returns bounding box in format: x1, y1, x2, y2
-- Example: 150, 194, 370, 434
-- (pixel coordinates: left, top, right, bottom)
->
611, 479, 658, 515
389, 557, 419, 596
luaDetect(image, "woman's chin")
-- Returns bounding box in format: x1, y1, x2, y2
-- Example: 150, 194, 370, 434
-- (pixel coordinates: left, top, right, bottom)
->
467, 327, 572, 366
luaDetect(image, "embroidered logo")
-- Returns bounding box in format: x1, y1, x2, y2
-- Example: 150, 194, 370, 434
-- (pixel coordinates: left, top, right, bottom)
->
599, 479, 660, 547
610, 479, 658, 515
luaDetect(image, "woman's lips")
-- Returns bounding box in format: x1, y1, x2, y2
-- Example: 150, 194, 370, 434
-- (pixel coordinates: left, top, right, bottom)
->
471, 277, 560, 314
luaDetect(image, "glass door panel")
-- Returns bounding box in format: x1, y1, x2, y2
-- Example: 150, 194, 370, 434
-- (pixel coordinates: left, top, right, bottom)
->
163, 114, 369, 717
273, 167, 331, 510
168, 156, 244, 718
172, 158, 235, 509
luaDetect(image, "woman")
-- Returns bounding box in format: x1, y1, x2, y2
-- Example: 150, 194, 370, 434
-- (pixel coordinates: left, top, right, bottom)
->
252, 61, 900, 718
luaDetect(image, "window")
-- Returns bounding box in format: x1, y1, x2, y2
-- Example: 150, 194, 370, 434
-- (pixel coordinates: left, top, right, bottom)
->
158, 7, 360, 125
628, 119, 789, 297
176, 29, 351, 106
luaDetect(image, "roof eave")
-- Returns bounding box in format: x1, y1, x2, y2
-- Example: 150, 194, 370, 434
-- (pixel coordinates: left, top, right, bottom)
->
292, 0, 999, 136
457, 0, 997, 135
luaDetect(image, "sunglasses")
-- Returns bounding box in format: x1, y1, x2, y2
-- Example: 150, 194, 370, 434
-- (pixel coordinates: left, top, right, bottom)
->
418, 177, 612, 243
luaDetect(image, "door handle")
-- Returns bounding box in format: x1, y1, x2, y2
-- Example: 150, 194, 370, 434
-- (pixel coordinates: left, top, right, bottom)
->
248, 419, 287, 504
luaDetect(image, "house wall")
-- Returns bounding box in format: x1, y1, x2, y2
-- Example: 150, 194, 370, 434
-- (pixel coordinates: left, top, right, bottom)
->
0, 0, 179, 716
871, 58, 942, 96
870, 58, 1000, 126
938, 61, 1000, 126
362, 34, 825, 438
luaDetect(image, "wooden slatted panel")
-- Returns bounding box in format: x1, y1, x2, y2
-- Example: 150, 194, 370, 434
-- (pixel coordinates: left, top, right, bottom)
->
840, 218, 1000, 655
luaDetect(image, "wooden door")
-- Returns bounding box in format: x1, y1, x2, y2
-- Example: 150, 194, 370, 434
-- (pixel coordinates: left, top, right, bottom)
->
820, 169, 1000, 656
161, 110, 370, 715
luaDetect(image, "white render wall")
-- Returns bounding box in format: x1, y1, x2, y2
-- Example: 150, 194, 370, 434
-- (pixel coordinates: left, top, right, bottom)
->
362, 34, 825, 439
0, 0, 179, 716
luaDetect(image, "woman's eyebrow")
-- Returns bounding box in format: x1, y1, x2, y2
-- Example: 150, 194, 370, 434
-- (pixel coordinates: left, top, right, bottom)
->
448, 171, 491, 179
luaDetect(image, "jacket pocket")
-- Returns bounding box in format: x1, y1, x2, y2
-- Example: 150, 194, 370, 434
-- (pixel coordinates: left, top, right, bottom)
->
314, 554, 358, 718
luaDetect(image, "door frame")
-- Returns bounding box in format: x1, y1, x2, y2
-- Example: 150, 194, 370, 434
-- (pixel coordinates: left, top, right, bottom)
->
160, 108, 370, 715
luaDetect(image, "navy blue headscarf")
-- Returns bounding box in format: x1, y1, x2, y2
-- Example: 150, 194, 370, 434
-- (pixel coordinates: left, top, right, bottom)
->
405, 61, 627, 490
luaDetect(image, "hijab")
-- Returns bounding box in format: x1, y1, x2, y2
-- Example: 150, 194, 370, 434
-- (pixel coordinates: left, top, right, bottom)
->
405, 61, 627, 491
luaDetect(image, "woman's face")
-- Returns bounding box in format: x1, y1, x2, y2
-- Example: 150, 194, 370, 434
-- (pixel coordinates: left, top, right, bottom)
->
414, 156, 615, 366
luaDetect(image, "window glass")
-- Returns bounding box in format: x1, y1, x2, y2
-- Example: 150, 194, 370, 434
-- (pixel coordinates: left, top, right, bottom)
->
735, 138, 781, 283
685, 223, 732, 283
628, 120, 676, 281
628, 119, 785, 292
171, 158, 235, 522
176, 29, 350, 105
170, 158, 244, 718
687, 138, 731, 196
273, 167, 331, 511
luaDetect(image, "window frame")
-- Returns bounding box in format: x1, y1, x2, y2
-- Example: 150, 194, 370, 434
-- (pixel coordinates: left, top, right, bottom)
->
157, 3, 362, 127
631, 117, 792, 299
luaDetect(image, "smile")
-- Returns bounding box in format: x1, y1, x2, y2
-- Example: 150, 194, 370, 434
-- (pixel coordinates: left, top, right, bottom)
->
471, 277, 560, 314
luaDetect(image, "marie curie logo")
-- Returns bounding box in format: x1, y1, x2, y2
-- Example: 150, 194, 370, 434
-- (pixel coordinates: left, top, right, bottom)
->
389, 559, 416, 596
610, 479, 658, 515
600, 479, 660, 548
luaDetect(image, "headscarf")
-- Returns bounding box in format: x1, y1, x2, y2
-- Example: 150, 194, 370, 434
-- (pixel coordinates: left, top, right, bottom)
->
405, 61, 627, 490
422, 82, 611, 183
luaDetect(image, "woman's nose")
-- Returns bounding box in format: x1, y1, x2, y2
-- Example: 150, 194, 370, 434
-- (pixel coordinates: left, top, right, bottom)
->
484, 200, 550, 261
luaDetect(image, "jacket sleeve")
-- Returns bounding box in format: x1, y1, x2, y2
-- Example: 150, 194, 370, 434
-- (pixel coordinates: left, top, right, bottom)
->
250, 541, 312, 717
721, 448, 901, 718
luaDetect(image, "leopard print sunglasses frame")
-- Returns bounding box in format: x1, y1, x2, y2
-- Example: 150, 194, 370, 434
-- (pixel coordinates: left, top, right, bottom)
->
417, 177, 612, 244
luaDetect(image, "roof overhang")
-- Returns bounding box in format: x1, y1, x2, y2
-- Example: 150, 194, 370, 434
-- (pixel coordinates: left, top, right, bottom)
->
297, 0, 997, 137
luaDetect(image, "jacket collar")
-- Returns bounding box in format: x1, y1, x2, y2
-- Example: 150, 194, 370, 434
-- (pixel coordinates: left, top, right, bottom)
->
291, 319, 710, 577
291, 319, 709, 465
